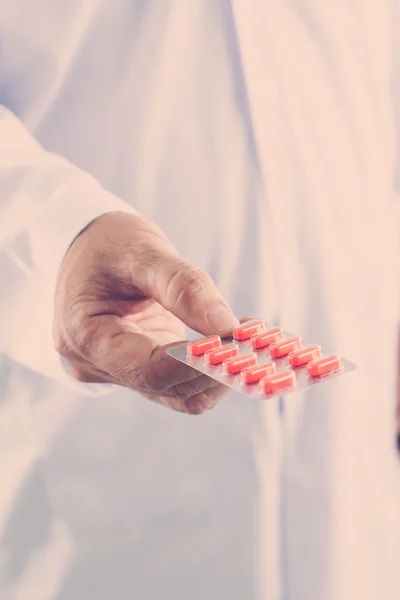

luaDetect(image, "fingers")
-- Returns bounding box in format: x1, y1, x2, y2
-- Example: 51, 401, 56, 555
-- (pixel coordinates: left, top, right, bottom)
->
240, 316, 259, 323
62, 212, 238, 337
157, 383, 228, 415
54, 212, 248, 415
59, 303, 260, 414
141, 255, 239, 336
62, 311, 230, 414
95, 327, 201, 391
162, 372, 223, 400
217, 315, 260, 338
85, 213, 239, 336
63, 313, 225, 403
61, 310, 260, 409
65, 324, 228, 414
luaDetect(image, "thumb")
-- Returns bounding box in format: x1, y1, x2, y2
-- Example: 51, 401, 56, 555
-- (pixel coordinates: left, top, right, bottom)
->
144, 255, 239, 335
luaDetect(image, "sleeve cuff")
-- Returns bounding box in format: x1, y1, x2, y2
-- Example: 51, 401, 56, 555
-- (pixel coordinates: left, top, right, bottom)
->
1, 179, 138, 394
29, 174, 138, 280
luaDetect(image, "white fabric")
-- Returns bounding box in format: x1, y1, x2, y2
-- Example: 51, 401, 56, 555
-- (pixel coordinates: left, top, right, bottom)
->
0, 107, 137, 391
0, 2, 399, 599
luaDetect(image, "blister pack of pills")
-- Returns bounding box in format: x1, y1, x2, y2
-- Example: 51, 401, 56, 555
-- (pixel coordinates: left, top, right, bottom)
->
166, 319, 356, 399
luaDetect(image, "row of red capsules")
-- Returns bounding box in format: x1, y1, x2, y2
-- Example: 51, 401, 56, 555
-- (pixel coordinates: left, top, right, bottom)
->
166, 318, 356, 399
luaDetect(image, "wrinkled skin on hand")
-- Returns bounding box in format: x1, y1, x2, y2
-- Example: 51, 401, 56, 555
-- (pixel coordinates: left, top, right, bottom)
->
53, 211, 240, 415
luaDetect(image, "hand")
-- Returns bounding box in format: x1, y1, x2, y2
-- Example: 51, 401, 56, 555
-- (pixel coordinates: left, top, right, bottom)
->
53, 212, 239, 414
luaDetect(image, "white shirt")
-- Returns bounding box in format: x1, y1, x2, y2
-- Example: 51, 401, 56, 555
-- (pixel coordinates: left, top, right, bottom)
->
0, 2, 399, 599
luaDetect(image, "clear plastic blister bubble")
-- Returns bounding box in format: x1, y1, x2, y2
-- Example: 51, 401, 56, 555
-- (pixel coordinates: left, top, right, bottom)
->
166, 319, 356, 399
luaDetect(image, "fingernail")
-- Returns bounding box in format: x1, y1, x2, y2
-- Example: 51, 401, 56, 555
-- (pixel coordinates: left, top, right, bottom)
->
207, 304, 239, 332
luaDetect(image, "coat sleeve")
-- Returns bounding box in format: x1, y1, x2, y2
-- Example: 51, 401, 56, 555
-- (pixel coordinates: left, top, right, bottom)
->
0, 105, 137, 394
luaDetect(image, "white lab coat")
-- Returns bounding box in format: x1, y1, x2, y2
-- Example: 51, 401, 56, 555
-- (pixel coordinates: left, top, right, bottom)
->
0, 2, 399, 599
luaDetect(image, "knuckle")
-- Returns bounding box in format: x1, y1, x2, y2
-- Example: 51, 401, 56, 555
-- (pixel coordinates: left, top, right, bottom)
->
134, 347, 184, 395
137, 368, 167, 394
184, 396, 208, 416
171, 379, 200, 400
108, 360, 139, 389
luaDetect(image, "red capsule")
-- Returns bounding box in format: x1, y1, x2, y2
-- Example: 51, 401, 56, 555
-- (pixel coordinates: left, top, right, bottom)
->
187, 335, 222, 357
288, 345, 322, 367
307, 355, 342, 377
269, 337, 302, 358
233, 319, 265, 341
260, 370, 296, 395
223, 353, 257, 375
204, 343, 239, 366
251, 327, 284, 350
241, 362, 276, 385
